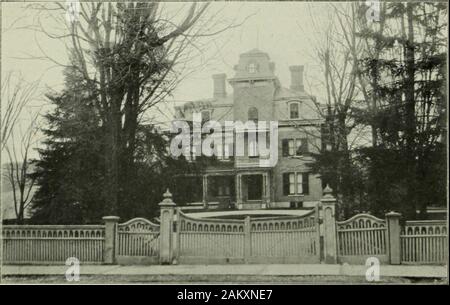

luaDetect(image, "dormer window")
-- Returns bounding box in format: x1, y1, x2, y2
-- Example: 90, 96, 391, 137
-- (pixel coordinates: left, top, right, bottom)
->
289, 102, 300, 119
247, 62, 258, 74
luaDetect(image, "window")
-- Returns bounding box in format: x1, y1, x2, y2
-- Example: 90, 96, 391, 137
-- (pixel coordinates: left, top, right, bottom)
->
247, 63, 258, 74
288, 139, 295, 156
248, 107, 258, 122
213, 176, 233, 197
283, 172, 309, 195
218, 185, 230, 196
289, 173, 296, 194
283, 173, 295, 195
290, 103, 299, 119
282, 138, 308, 157
296, 173, 303, 194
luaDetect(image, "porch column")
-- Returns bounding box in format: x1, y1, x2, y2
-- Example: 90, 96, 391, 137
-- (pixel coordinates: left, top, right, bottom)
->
262, 172, 270, 209
202, 175, 208, 209
236, 174, 243, 209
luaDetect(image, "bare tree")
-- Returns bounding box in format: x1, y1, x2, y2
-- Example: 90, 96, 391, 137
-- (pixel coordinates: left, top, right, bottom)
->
290, 3, 368, 217
3, 113, 40, 224
1, 72, 40, 152
24, 2, 247, 214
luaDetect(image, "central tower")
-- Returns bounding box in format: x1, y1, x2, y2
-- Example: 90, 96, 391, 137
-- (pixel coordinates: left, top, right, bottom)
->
228, 49, 278, 122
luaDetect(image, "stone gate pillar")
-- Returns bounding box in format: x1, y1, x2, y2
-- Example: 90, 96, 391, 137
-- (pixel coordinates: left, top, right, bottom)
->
159, 189, 176, 264
321, 185, 337, 263
102, 216, 120, 264
386, 211, 402, 265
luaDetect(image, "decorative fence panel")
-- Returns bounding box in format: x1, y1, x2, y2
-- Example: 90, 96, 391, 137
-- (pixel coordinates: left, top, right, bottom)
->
336, 214, 389, 264
177, 210, 245, 264
116, 218, 160, 265
401, 220, 448, 265
176, 207, 320, 264
2, 225, 104, 264
249, 208, 320, 263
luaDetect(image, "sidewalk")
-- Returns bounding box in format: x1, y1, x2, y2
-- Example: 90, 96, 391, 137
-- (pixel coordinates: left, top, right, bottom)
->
2, 263, 447, 278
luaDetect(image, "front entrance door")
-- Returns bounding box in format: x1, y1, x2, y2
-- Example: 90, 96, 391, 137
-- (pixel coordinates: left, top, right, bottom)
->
246, 175, 262, 200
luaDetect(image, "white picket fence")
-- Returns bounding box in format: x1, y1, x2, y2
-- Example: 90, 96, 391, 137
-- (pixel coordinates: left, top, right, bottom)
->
1, 214, 447, 265
2, 225, 105, 264
400, 220, 448, 264
336, 214, 389, 264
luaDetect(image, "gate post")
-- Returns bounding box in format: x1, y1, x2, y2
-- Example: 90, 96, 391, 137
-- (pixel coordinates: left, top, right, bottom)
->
321, 185, 337, 263
159, 189, 176, 264
102, 216, 120, 264
386, 211, 401, 265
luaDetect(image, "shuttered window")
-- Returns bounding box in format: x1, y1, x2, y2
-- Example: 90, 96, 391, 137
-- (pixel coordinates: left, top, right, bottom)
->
283, 172, 310, 195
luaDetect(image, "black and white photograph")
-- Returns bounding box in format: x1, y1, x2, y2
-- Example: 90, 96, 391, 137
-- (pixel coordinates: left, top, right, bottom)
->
0, 0, 448, 287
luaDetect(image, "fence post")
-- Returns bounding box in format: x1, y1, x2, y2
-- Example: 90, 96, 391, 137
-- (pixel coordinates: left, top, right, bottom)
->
321, 185, 337, 263
244, 216, 251, 263
386, 211, 401, 265
102, 216, 120, 264
159, 189, 176, 264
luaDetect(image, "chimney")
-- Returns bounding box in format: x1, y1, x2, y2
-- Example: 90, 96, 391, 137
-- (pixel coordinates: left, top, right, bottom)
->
289, 65, 304, 92
212, 73, 227, 99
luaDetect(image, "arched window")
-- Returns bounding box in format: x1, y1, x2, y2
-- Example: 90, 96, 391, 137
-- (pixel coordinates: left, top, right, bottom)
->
248, 107, 258, 122
289, 102, 299, 119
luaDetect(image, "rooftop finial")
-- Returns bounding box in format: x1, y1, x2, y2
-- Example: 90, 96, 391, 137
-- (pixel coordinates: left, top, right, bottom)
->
323, 184, 333, 195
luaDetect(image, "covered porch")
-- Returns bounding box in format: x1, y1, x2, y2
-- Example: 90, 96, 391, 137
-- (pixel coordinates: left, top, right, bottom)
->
202, 171, 271, 210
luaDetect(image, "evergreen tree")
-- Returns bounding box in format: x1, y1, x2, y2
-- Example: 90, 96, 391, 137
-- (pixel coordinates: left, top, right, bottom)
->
355, 2, 447, 218
30, 65, 107, 224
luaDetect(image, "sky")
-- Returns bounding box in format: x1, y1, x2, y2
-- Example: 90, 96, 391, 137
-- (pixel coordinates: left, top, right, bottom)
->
1, 1, 344, 160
